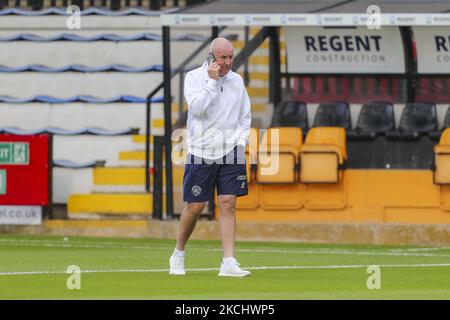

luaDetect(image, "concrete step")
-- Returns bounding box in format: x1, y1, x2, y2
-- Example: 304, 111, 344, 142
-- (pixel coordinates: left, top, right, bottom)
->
0, 73, 162, 98
247, 86, 269, 97
251, 103, 270, 112
238, 71, 269, 82
92, 166, 184, 186
1, 41, 204, 69
119, 142, 187, 166
0, 103, 165, 135
119, 150, 186, 162
119, 150, 150, 161
67, 191, 186, 218
68, 193, 155, 216
132, 135, 153, 144
248, 55, 287, 65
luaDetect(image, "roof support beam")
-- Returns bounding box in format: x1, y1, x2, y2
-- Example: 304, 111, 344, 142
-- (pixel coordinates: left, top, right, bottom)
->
269, 27, 281, 106
162, 25, 174, 219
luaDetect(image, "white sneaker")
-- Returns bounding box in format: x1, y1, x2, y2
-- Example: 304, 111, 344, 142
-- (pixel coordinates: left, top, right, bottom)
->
218, 258, 251, 277
169, 254, 186, 275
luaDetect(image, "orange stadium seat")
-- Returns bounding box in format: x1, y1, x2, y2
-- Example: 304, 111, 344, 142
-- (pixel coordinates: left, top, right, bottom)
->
245, 128, 260, 183
236, 128, 260, 210
256, 127, 303, 183
433, 128, 450, 184
300, 127, 347, 183
256, 127, 304, 210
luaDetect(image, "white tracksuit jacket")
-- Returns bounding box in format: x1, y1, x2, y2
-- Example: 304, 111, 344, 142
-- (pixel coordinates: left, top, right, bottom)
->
184, 61, 251, 160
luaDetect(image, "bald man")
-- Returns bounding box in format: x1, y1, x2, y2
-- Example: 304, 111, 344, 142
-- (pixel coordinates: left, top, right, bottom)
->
169, 38, 252, 277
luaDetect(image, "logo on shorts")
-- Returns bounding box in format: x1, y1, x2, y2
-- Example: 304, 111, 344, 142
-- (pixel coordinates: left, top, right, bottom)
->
191, 185, 202, 196
241, 182, 246, 189
236, 175, 247, 181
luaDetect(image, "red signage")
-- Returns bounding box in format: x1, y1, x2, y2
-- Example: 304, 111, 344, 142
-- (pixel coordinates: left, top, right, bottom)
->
0, 134, 50, 206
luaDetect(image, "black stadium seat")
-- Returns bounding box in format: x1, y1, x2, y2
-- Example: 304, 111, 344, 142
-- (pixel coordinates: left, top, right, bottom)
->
386, 102, 440, 141
347, 102, 394, 140
429, 105, 450, 141
445, 106, 450, 129
312, 101, 351, 131
271, 100, 308, 135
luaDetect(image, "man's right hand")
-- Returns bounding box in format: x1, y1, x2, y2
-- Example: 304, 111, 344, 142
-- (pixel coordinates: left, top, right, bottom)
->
208, 62, 220, 81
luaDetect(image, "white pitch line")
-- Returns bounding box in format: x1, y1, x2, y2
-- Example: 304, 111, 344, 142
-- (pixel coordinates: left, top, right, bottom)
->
404, 247, 450, 252
0, 239, 214, 251
1, 263, 450, 276
2, 238, 450, 258
0, 238, 447, 253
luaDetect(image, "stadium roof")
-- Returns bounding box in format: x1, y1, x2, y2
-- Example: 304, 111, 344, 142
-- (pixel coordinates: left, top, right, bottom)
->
161, 0, 450, 26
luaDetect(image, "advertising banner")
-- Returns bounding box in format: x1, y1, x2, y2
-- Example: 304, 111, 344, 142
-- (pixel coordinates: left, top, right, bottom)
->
413, 27, 450, 74
0, 205, 42, 225
285, 26, 405, 74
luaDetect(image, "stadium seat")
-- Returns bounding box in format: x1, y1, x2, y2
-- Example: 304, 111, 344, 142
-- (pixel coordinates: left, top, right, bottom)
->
299, 127, 347, 183
237, 128, 260, 210
433, 128, 450, 184
256, 127, 303, 183
256, 127, 304, 210
386, 102, 440, 141
312, 101, 351, 132
347, 102, 394, 141
444, 106, 450, 129
429, 105, 450, 143
429, 105, 450, 142
245, 128, 260, 183
270, 100, 308, 136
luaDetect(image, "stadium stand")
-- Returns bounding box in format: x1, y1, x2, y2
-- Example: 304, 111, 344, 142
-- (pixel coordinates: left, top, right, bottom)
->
0, 7, 207, 216
0, 33, 206, 42
0, 126, 139, 135
0, 95, 163, 103
0, 0, 200, 11
0, 64, 164, 73
0, 4, 280, 218
53, 159, 105, 168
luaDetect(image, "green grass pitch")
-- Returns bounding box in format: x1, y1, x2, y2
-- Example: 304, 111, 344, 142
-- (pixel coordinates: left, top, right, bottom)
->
0, 234, 449, 299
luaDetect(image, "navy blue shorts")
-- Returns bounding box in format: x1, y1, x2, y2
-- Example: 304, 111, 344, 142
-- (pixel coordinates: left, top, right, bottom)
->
183, 146, 248, 203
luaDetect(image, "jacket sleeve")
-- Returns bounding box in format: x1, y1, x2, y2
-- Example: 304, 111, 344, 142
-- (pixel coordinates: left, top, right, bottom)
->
184, 71, 219, 117
237, 85, 252, 147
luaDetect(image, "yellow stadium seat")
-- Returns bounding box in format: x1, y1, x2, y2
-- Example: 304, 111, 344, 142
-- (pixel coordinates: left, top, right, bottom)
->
237, 128, 260, 210
433, 128, 450, 184
236, 182, 260, 210
256, 127, 303, 183
245, 128, 260, 183
300, 127, 347, 183
255, 127, 304, 210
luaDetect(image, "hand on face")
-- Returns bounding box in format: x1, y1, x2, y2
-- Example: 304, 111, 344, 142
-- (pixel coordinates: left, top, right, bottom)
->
208, 61, 221, 81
